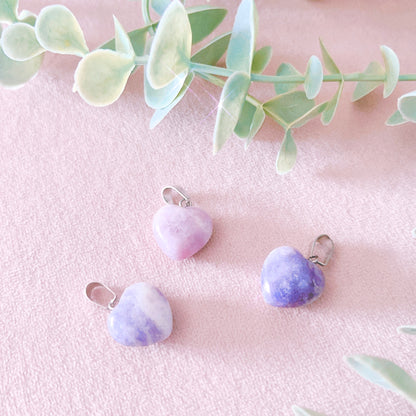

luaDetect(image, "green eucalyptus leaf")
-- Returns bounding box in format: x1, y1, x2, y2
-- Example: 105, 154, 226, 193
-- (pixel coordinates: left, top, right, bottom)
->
144, 69, 187, 109
398, 326, 416, 335
186, 6, 227, 45
352, 61, 384, 102
292, 405, 328, 416
304, 55, 323, 99
0, 0, 18, 23
319, 39, 340, 75
150, 72, 194, 128
321, 80, 343, 125
234, 101, 265, 146
381, 45, 399, 98
291, 101, 328, 129
147, 0, 191, 89
74, 49, 134, 106
276, 129, 297, 174
151, 0, 171, 15
251, 46, 272, 74
0, 46, 43, 89
345, 355, 416, 407
386, 109, 408, 126
1, 22, 44, 61
18, 10, 37, 26
100, 7, 226, 55
319, 39, 343, 124
100, 27, 148, 57
245, 105, 265, 148
274, 63, 302, 95
191, 32, 231, 65
113, 16, 134, 58
35, 5, 89, 56
213, 71, 251, 154
226, 0, 257, 74
234, 101, 256, 139
264, 91, 315, 129
398, 91, 416, 122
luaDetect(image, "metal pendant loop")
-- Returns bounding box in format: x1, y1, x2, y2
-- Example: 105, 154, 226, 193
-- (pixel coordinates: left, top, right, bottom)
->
161, 186, 192, 207
85, 282, 117, 310
308, 234, 334, 267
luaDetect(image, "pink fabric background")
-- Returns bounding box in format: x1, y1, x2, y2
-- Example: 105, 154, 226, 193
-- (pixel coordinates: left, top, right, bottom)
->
1, 0, 416, 414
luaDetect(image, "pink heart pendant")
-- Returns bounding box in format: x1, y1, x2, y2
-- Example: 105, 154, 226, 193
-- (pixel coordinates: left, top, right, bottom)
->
153, 205, 213, 260
152, 187, 213, 260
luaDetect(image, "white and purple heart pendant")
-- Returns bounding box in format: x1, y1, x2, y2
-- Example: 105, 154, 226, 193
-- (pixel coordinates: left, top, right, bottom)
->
153, 186, 213, 260
86, 282, 173, 347
261, 235, 334, 307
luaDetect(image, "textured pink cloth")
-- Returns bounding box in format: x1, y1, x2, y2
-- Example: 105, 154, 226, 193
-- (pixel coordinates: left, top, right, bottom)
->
1, 0, 416, 415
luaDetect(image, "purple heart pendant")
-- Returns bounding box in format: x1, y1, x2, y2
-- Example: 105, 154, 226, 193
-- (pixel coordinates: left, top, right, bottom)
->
261, 235, 334, 308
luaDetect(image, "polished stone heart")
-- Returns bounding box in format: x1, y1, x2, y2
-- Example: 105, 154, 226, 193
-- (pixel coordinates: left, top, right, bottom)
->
261, 246, 325, 307
153, 204, 213, 260
107, 283, 173, 346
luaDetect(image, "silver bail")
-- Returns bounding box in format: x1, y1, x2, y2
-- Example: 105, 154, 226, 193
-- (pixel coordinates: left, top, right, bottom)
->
85, 282, 117, 310
161, 186, 192, 207
308, 234, 334, 267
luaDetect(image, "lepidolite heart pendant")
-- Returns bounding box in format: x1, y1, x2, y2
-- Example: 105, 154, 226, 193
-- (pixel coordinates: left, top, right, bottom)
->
153, 186, 213, 260
261, 235, 334, 308
86, 282, 173, 347
108, 283, 173, 346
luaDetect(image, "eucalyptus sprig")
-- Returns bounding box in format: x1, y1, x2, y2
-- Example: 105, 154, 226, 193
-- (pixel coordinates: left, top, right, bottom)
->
1, 0, 416, 174
294, 328, 416, 415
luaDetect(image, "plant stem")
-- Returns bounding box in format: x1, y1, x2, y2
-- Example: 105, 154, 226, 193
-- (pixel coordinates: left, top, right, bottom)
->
195, 72, 263, 108
141, 0, 154, 34
190, 62, 416, 83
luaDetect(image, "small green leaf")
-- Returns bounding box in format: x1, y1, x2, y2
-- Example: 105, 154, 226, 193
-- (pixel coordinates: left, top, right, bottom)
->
352, 61, 384, 102
18, 10, 37, 26
386, 109, 408, 126
381, 45, 399, 98
292, 405, 328, 416
1, 22, 44, 61
398, 91, 416, 122
213, 71, 251, 153
100, 27, 148, 57
319, 39, 340, 75
35, 5, 89, 56
144, 70, 187, 109
274, 63, 302, 95
251, 46, 272, 74
191, 32, 231, 65
0, 46, 43, 89
345, 355, 416, 407
321, 81, 343, 125
291, 101, 328, 129
264, 91, 315, 129
147, 0, 191, 89
113, 16, 134, 58
74, 50, 134, 106
186, 6, 227, 45
304, 55, 323, 99
245, 105, 265, 148
226, 0, 257, 74
276, 129, 297, 174
234, 101, 265, 146
398, 326, 416, 335
319, 39, 343, 124
150, 72, 194, 128
0, 0, 18, 23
